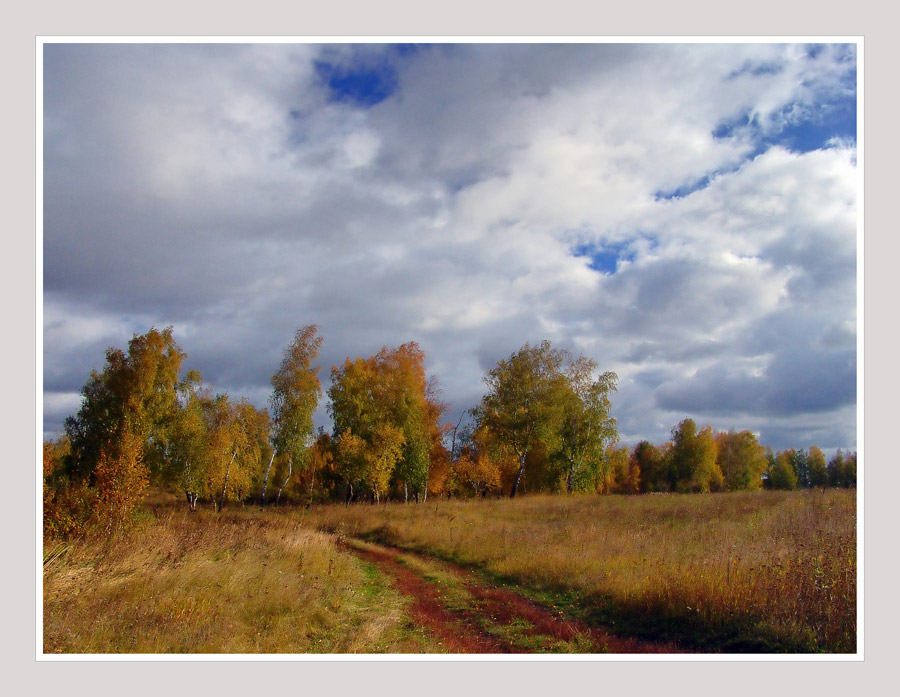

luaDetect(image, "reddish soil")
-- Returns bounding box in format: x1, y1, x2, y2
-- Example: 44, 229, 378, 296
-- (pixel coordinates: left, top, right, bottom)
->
348, 543, 519, 653
462, 581, 682, 653
344, 540, 685, 654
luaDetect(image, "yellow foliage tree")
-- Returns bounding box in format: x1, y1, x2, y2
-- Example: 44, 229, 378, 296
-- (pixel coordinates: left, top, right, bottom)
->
329, 342, 444, 502
667, 419, 723, 493
335, 425, 405, 502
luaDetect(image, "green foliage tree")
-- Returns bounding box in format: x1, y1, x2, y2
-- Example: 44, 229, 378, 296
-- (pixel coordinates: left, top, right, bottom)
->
827, 450, 845, 487
557, 357, 618, 494
261, 325, 323, 506
475, 341, 569, 498
844, 451, 857, 487
770, 450, 799, 490
632, 440, 665, 493
378, 344, 435, 501
169, 374, 271, 511
827, 450, 856, 488
715, 430, 768, 491
790, 449, 811, 488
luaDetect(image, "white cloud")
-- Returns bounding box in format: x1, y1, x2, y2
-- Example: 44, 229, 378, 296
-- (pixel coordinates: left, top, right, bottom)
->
43, 42, 858, 452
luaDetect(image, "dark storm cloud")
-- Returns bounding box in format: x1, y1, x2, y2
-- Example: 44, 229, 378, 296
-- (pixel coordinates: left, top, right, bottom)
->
654, 345, 856, 418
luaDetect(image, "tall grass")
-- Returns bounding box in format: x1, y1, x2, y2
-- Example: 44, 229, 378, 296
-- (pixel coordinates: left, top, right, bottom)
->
43, 498, 437, 653
302, 490, 856, 652
44, 490, 856, 653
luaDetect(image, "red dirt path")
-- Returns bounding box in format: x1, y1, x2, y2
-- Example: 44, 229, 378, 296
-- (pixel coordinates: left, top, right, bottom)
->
348, 543, 518, 653
344, 540, 685, 654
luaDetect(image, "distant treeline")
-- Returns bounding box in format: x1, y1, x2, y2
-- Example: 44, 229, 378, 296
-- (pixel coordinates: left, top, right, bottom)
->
43, 327, 856, 538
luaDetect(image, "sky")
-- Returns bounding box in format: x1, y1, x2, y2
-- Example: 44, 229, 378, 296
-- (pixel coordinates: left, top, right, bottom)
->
42, 41, 859, 453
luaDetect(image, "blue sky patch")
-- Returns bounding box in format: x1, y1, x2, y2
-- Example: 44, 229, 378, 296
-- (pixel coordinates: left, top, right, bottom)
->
714, 46, 857, 156
711, 90, 856, 155
772, 95, 856, 152
572, 240, 636, 274
315, 56, 398, 107
711, 112, 753, 140
654, 173, 716, 201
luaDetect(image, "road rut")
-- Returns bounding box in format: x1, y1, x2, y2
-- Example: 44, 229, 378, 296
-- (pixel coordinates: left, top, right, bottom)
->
341, 538, 684, 654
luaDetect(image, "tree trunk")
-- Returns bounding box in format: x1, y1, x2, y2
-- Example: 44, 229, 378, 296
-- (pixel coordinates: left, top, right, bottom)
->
185, 490, 199, 512
276, 457, 293, 506
345, 482, 353, 505
510, 452, 527, 498
566, 461, 575, 495
404, 482, 408, 503
260, 448, 277, 506
219, 451, 237, 512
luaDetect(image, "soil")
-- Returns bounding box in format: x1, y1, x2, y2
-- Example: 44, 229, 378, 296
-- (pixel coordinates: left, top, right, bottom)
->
342, 538, 685, 654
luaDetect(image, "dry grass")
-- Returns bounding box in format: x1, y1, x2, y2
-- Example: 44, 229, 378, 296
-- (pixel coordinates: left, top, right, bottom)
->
301, 490, 857, 652
43, 496, 438, 653
44, 489, 856, 653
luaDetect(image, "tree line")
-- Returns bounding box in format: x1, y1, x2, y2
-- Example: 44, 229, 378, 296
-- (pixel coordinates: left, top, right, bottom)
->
42, 327, 856, 537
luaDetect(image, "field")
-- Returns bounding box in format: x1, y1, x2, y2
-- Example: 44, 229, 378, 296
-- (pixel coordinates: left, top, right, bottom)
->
43, 489, 856, 654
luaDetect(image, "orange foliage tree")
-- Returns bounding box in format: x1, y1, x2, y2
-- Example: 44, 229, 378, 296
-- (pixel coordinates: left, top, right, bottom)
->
92, 426, 149, 533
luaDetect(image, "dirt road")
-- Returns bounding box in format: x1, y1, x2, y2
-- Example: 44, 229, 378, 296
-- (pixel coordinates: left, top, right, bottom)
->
341, 538, 684, 654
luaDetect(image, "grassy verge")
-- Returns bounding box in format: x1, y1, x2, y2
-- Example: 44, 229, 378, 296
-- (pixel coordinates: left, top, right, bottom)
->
301, 490, 857, 653
43, 500, 440, 653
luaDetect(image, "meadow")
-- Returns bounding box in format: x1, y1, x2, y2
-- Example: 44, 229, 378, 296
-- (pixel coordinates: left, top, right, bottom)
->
42, 492, 440, 653
43, 489, 856, 654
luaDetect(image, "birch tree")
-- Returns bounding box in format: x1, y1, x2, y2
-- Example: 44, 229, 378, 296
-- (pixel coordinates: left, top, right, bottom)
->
261, 325, 323, 506
557, 356, 617, 494
475, 341, 569, 498
328, 342, 442, 503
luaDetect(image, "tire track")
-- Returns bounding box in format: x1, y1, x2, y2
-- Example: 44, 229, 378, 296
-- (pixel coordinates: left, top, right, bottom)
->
344, 540, 519, 653
341, 538, 685, 654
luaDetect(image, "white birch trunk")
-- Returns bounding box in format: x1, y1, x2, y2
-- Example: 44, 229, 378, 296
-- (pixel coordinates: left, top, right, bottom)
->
219, 450, 237, 512
260, 448, 277, 505
275, 456, 292, 506
510, 449, 528, 498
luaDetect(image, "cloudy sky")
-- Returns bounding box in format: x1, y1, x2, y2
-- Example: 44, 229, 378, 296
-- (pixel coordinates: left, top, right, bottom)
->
42, 41, 858, 453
